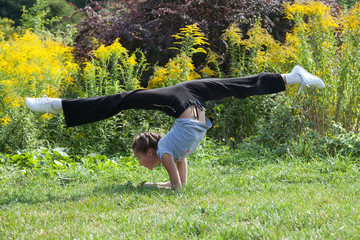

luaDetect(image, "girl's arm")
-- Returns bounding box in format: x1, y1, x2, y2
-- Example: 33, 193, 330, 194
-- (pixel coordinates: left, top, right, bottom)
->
176, 157, 187, 185
160, 153, 182, 189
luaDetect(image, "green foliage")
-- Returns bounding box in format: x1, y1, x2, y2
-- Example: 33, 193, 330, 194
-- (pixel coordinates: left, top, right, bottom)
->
2, 1, 360, 159
338, 0, 358, 9
148, 24, 206, 88
19, 0, 79, 37
20, 0, 61, 35
0, 148, 138, 179
46, 0, 80, 33
321, 123, 360, 158
0, 0, 36, 25
0, 18, 16, 39
71, 0, 293, 75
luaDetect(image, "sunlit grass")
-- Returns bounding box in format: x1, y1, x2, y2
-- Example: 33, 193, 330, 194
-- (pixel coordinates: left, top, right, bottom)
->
1, 146, 359, 239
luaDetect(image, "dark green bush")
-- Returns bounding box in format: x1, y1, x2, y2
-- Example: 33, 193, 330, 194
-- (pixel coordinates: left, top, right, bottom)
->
71, 0, 292, 77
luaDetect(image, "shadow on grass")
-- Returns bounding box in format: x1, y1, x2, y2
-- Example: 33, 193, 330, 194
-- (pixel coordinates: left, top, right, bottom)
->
0, 181, 169, 206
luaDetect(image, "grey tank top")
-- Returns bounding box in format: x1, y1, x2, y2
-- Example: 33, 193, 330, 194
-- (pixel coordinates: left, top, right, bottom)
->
157, 118, 212, 161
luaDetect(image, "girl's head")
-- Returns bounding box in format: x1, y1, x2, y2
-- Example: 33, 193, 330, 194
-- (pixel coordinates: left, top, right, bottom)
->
132, 132, 162, 170
132, 132, 162, 154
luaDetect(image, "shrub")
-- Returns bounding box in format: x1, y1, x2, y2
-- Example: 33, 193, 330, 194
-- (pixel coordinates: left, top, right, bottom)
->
0, 0, 36, 26
206, 1, 358, 144
0, 29, 78, 152
71, 0, 292, 75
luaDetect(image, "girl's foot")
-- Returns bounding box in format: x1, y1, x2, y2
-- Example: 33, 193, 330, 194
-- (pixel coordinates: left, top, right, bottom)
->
25, 96, 62, 115
284, 65, 325, 94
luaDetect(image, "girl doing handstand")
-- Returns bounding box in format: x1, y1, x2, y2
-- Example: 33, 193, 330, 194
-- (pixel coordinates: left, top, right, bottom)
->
25, 66, 325, 189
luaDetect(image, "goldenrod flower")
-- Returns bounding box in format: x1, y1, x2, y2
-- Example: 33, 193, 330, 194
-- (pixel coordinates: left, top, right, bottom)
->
127, 56, 137, 66
40, 113, 54, 120
342, 2, 360, 33
0, 29, 78, 127
0, 114, 11, 125
222, 22, 243, 46
170, 23, 209, 57
200, 66, 217, 77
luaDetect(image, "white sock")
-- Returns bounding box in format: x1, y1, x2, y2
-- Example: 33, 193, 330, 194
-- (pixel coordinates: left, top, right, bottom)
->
51, 98, 63, 111
284, 73, 303, 85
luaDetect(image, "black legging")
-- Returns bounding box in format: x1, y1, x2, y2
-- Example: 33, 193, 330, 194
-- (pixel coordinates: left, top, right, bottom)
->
62, 73, 286, 127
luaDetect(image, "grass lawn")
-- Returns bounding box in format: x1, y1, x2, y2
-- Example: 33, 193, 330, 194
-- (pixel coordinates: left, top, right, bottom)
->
1, 146, 360, 239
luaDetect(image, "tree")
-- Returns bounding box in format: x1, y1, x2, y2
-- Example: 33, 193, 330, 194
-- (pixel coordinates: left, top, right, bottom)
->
0, 0, 36, 25
72, 0, 292, 68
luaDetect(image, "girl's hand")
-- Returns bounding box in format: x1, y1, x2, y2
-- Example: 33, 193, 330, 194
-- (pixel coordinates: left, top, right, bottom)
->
155, 182, 172, 189
142, 182, 172, 189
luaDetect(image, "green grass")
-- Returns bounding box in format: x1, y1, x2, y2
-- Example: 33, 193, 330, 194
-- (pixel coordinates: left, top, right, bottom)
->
1, 144, 360, 239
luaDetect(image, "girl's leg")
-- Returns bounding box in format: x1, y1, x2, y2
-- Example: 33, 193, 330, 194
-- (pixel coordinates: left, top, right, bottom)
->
185, 73, 286, 102
25, 93, 128, 127
186, 65, 324, 102
25, 87, 179, 127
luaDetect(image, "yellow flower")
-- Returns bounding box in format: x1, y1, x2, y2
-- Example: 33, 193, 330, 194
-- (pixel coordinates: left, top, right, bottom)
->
342, 2, 360, 33
93, 44, 111, 64
244, 20, 277, 50
93, 39, 128, 64
127, 56, 137, 66
0, 29, 77, 100
43, 85, 59, 98
200, 66, 216, 77
40, 113, 54, 120
0, 114, 11, 125
147, 67, 168, 88
222, 22, 244, 46
170, 23, 209, 56
3, 93, 20, 109
284, 1, 338, 30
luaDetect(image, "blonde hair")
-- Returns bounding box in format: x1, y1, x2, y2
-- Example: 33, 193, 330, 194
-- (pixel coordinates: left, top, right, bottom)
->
132, 132, 162, 153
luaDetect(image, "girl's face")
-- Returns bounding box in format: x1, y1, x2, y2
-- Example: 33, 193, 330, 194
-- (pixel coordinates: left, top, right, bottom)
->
133, 149, 159, 170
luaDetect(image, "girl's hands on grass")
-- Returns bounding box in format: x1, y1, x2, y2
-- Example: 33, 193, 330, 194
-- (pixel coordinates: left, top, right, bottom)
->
142, 182, 172, 189
138, 155, 188, 190
154, 182, 172, 189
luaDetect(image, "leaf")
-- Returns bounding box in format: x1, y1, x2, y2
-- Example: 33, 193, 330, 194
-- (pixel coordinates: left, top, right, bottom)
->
54, 160, 63, 167
53, 148, 69, 157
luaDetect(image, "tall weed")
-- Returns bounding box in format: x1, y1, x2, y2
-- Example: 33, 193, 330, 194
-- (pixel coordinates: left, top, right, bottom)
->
147, 24, 207, 88
82, 39, 147, 95
208, 2, 360, 146
0, 29, 77, 152
335, 3, 360, 130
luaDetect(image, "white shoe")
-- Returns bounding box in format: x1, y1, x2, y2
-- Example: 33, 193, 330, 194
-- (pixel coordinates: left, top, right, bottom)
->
25, 97, 61, 115
291, 65, 325, 94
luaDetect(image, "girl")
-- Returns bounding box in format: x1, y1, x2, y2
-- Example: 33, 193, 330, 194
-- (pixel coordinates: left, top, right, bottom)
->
25, 65, 325, 189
